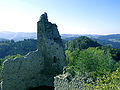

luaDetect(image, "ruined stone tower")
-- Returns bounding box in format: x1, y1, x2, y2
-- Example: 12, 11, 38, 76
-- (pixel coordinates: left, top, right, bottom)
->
1, 12, 66, 90
37, 12, 65, 76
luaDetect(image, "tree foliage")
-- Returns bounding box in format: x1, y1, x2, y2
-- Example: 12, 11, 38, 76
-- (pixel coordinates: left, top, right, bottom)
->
65, 37, 120, 89
65, 47, 115, 78
0, 39, 37, 58
98, 46, 120, 62
85, 67, 120, 89
65, 36, 101, 51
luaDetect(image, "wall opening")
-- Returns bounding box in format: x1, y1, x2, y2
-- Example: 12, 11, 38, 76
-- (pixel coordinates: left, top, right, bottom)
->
53, 56, 56, 63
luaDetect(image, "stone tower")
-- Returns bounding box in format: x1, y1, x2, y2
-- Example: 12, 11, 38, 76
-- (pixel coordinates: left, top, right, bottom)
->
1, 12, 66, 90
37, 12, 65, 76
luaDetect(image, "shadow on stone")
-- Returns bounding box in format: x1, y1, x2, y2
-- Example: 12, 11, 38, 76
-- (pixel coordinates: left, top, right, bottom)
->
28, 86, 54, 90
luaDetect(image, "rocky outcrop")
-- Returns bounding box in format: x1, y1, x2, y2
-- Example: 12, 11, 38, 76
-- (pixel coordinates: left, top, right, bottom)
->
1, 12, 66, 90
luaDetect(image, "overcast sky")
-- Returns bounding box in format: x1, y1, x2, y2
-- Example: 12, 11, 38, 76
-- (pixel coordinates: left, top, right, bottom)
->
0, 0, 120, 35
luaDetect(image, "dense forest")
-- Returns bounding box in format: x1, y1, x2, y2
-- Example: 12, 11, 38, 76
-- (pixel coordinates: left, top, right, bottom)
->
0, 39, 37, 58
65, 36, 101, 51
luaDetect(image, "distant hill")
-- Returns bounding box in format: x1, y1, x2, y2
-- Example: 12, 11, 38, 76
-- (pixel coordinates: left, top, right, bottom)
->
0, 31, 37, 41
0, 31, 120, 49
0, 31, 16, 39
94, 38, 120, 49
0, 31, 101, 41
0, 39, 37, 58
61, 34, 102, 41
0, 38, 9, 41
65, 36, 101, 51
96, 34, 120, 42
92, 34, 120, 49
62, 34, 120, 49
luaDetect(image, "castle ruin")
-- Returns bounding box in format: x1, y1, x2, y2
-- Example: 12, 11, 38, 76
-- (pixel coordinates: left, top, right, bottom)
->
1, 12, 66, 90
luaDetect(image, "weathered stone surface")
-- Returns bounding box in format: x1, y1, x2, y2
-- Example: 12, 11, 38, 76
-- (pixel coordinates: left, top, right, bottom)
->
1, 12, 66, 90
54, 73, 93, 90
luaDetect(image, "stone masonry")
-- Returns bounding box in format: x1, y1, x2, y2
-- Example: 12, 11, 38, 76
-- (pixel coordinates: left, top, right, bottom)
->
54, 73, 93, 90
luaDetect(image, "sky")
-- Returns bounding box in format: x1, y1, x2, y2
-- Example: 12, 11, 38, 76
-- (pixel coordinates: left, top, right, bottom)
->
0, 0, 120, 35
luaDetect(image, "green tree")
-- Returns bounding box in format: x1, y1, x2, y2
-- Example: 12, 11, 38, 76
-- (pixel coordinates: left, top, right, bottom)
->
65, 47, 114, 78
65, 36, 101, 51
85, 67, 120, 89
75, 48, 114, 77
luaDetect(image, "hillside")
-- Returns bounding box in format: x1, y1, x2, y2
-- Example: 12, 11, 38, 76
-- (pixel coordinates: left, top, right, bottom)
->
0, 38, 9, 41
0, 31, 101, 41
65, 36, 101, 51
0, 39, 37, 58
0, 31, 120, 49
62, 34, 120, 49
97, 34, 120, 42
0, 31, 36, 41
94, 38, 120, 49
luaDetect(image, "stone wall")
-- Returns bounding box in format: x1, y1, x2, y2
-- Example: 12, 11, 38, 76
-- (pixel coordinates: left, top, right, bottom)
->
1, 50, 44, 90
54, 73, 93, 90
1, 12, 66, 90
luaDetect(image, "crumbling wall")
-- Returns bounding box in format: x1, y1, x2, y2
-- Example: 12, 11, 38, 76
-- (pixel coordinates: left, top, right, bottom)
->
54, 73, 93, 90
1, 12, 66, 90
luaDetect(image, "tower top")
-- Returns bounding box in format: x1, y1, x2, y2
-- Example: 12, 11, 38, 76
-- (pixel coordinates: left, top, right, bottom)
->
39, 12, 48, 22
